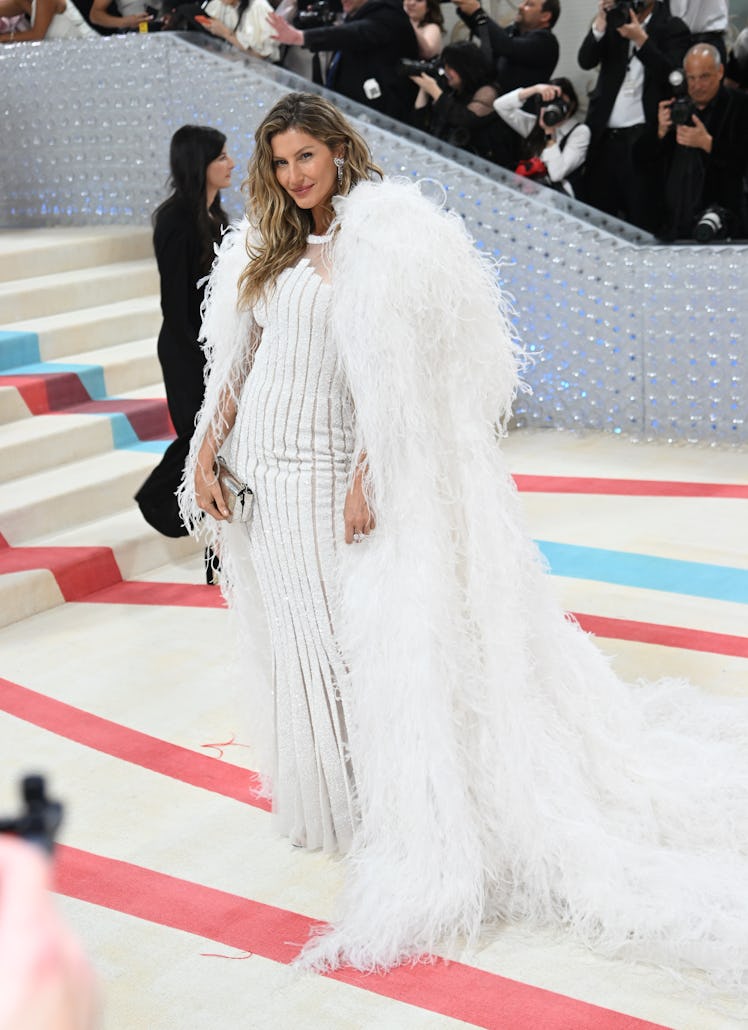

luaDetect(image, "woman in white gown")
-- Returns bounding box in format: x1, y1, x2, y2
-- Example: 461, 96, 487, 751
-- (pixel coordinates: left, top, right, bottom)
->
183, 92, 748, 999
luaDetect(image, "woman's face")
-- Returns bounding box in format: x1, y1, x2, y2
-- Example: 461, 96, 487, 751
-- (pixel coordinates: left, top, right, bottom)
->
444, 64, 462, 91
271, 128, 340, 214
205, 147, 235, 195
403, 0, 426, 21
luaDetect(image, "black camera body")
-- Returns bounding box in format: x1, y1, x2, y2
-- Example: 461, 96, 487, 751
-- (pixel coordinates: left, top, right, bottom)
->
606, 0, 646, 30
295, 0, 336, 28
0, 776, 63, 855
539, 95, 570, 126
668, 69, 695, 126
399, 57, 444, 78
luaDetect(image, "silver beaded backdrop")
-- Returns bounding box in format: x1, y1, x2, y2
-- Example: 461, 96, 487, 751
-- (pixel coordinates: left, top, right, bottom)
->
1, 34, 745, 442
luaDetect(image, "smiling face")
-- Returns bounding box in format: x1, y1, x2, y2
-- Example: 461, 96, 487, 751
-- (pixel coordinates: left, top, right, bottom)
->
205, 147, 235, 195
271, 127, 341, 231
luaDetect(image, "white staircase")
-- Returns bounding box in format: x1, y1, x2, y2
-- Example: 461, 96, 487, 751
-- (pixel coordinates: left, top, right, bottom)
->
0, 226, 201, 629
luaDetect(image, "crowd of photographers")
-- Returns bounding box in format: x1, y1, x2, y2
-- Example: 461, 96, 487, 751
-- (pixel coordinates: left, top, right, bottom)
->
2, 0, 747, 241
266, 0, 748, 241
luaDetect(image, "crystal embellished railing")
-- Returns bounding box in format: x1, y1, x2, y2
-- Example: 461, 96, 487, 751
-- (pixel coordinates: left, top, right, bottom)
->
2, 33, 745, 441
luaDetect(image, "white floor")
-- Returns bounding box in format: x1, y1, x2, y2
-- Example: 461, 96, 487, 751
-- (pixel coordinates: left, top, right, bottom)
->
1, 429, 746, 1029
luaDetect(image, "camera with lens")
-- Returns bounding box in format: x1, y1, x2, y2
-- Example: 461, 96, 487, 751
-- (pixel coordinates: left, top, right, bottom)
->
295, 0, 336, 28
606, 0, 645, 30
399, 57, 444, 78
668, 69, 695, 126
693, 205, 731, 243
539, 95, 570, 126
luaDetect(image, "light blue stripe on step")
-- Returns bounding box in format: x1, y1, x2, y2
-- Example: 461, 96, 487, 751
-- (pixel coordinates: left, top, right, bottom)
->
3, 361, 107, 400
126, 440, 172, 454
0, 330, 41, 370
536, 540, 748, 605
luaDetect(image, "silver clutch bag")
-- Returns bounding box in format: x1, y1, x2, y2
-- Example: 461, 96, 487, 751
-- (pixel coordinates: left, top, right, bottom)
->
216, 456, 254, 523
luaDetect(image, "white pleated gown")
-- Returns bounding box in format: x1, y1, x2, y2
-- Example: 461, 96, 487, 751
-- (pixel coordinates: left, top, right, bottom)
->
227, 236, 357, 853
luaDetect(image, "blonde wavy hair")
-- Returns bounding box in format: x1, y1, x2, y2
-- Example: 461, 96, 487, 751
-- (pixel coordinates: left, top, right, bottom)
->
238, 92, 383, 309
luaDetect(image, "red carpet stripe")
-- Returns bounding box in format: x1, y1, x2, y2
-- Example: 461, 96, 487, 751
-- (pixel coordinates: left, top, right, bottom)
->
0, 541, 123, 600
0, 678, 269, 811
54, 844, 670, 1030
84, 580, 226, 608
79, 580, 748, 661
575, 612, 748, 659
512, 474, 748, 498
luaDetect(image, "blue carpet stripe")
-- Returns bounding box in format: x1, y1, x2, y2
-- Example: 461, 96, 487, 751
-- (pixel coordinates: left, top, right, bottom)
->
537, 540, 748, 605
0, 330, 41, 370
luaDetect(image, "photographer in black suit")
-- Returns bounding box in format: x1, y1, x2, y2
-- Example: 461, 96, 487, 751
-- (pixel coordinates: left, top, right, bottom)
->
268, 0, 418, 121
577, 0, 689, 231
451, 0, 560, 94
657, 43, 748, 239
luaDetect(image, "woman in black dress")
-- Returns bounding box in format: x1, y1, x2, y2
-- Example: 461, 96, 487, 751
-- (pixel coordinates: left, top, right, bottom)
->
136, 125, 234, 573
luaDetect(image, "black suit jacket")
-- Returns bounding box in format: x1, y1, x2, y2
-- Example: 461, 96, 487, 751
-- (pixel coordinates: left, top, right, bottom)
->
457, 11, 559, 93
304, 0, 418, 120
578, 5, 690, 144
661, 85, 748, 236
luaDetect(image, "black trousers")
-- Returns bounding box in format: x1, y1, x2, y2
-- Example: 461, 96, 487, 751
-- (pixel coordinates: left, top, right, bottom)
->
581, 125, 661, 233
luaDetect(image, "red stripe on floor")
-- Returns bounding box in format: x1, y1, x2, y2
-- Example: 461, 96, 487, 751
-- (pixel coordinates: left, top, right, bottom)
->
84, 580, 226, 608
74, 575, 748, 660
512, 474, 748, 498
54, 845, 669, 1030
574, 612, 748, 659
0, 678, 268, 810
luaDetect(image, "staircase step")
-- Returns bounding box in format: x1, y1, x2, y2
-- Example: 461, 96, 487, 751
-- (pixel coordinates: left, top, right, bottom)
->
0, 568, 65, 629
0, 510, 201, 628
0, 259, 159, 323
3, 296, 161, 362
0, 450, 163, 545
0, 383, 33, 425
0, 413, 114, 484
0, 227, 152, 282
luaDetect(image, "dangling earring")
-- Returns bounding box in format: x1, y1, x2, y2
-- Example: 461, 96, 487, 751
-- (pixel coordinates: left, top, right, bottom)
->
334, 156, 344, 187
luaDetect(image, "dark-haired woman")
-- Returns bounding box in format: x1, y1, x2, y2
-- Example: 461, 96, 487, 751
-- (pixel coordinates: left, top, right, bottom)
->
135, 125, 233, 560
403, 0, 443, 59
411, 41, 501, 159
493, 77, 590, 196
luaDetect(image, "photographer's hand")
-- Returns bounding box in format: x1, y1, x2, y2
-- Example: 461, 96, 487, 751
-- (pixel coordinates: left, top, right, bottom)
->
676, 114, 713, 152
411, 72, 442, 101
0, 837, 97, 1030
593, 0, 614, 34
268, 11, 303, 45
451, 0, 481, 15
657, 98, 673, 139
617, 7, 647, 46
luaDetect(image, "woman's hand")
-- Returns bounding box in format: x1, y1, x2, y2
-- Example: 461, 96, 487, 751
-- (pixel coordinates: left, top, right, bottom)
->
195, 441, 229, 521
344, 471, 375, 544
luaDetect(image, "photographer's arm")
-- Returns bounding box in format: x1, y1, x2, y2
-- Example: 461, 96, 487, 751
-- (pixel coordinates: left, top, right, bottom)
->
493, 87, 538, 137
301, 12, 396, 53
632, 14, 690, 81
89, 0, 151, 30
